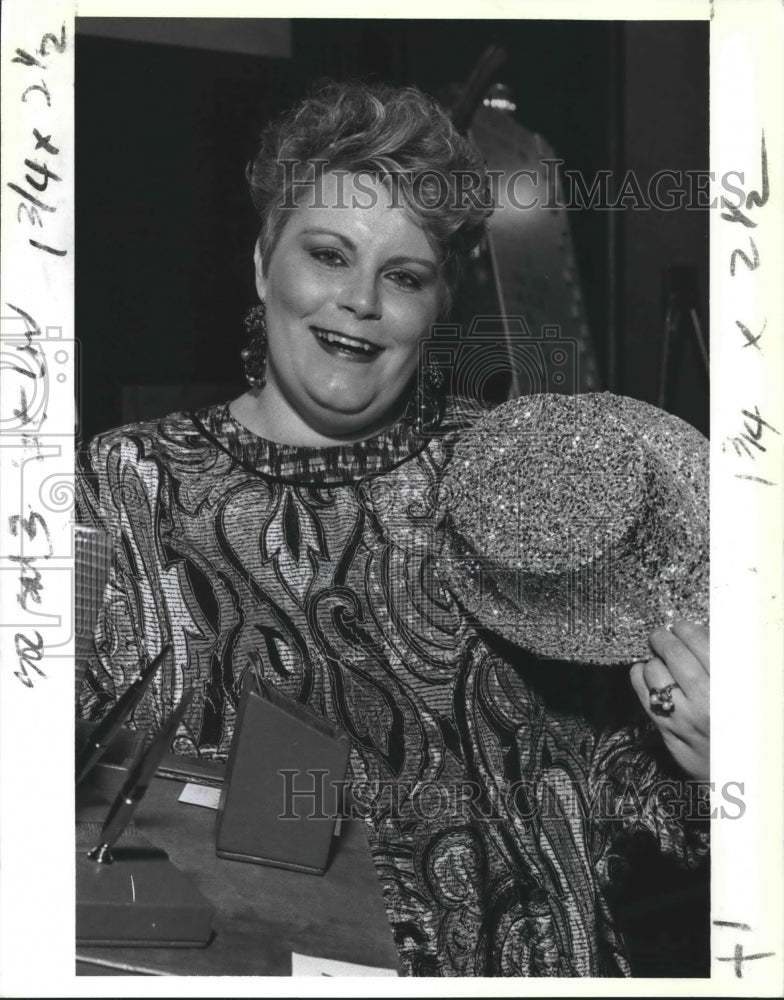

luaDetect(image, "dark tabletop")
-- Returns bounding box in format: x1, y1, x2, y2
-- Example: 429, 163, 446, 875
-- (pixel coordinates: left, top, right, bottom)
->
75, 770, 400, 976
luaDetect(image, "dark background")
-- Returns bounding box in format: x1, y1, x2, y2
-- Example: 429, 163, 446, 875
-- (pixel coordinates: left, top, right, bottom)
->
75, 18, 710, 977
75, 18, 709, 443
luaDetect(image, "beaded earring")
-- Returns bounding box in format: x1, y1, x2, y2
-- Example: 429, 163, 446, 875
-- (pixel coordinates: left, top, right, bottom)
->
240, 302, 267, 389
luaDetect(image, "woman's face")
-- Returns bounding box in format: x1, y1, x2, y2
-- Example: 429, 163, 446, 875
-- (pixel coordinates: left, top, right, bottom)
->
254, 171, 442, 439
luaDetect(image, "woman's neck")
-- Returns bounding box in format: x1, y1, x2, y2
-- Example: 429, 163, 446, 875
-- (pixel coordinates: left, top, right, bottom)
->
228, 389, 408, 447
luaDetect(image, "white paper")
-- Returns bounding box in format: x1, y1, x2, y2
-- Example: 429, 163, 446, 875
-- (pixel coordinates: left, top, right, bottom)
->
291, 952, 398, 977
177, 782, 222, 810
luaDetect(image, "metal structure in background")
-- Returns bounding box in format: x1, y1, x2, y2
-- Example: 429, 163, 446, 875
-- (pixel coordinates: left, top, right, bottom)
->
74, 524, 112, 707
448, 50, 602, 403
470, 96, 602, 397
658, 265, 710, 413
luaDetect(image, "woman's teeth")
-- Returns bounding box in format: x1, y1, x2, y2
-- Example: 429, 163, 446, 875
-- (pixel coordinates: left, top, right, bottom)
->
314, 328, 380, 355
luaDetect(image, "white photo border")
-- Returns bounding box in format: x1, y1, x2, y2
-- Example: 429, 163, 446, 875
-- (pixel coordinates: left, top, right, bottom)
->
1, 0, 781, 995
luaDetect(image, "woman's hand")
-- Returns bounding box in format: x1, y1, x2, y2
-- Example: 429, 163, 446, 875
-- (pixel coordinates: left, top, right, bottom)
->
630, 621, 710, 781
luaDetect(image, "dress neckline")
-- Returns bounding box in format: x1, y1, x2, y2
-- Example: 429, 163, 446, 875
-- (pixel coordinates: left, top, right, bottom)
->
190, 401, 431, 485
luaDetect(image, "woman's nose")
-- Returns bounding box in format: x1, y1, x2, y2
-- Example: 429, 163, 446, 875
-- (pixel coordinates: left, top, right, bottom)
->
338, 271, 381, 320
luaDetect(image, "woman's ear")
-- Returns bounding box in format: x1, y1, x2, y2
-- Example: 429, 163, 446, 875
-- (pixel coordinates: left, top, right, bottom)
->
253, 239, 267, 300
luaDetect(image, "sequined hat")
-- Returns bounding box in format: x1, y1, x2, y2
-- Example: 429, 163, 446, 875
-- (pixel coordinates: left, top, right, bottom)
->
438, 392, 709, 665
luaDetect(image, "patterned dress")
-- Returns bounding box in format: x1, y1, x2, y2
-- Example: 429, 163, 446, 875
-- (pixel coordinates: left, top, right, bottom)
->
76, 399, 708, 977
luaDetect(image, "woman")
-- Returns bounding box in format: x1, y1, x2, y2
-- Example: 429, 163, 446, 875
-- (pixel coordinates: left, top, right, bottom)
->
77, 81, 709, 976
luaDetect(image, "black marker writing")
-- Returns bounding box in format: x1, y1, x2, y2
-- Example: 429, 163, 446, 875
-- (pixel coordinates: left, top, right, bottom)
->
6, 302, 42, 343
720, 202, 756, 228
17, 204, 44, 227
5, 23, 70, 695
714, 920, 775, 979
10, 28, 68, 258
723, 406, 780, 486
735, 318, 765, 351
740, 405, 780, 449
734, 474, 775, 486
38, 25, 67, 57
5, 302, 46, 382
32, 129, 58, 155
29, 239, 67, 256
11, 25, 66, 71
744, 131, 768, 210
12, 48, 47, 70
13, 632, 46, 689
730, 238, 759, 276
8, 511, 53, 560
6, 182, 56, 212
21, 80, 51, 106
16, 561, 44, 610
24, 158, 61, 192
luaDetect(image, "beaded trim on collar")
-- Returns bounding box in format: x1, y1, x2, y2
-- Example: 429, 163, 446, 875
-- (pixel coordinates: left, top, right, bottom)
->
191, 402, 433, 485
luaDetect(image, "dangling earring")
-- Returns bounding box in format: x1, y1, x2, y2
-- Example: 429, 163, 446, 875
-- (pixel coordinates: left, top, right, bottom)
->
240, 302, 267, 389
410, 362, 446, 434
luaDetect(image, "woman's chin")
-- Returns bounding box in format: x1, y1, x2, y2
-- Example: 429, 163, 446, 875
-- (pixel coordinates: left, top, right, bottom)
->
304, 393, 403, 439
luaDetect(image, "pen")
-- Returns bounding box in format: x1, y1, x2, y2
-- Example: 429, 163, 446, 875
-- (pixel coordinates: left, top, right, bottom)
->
76, 644, 172, 786
87, 687, 194, 864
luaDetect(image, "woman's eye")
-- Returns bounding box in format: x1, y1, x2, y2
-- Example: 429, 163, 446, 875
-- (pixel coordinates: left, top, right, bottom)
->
311, 248, 346, 267
387, 269, 422, 291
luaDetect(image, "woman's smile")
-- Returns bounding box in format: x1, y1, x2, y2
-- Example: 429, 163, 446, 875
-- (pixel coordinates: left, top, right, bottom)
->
245, 170, 443, 441
310, 324, 385, 361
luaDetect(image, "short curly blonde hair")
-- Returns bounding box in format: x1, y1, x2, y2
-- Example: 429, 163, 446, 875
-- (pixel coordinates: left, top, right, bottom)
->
247, 81, 492, 316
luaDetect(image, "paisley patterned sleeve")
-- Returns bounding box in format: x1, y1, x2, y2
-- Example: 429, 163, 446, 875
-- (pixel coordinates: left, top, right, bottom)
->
75, 429, 150, 722
588, 718, 710, 873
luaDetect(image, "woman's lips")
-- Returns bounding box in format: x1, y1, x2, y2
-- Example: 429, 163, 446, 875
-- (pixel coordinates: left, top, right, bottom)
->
310, 326, 383, 363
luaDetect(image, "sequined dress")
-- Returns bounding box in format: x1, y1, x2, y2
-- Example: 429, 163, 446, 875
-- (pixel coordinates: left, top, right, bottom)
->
76, 398, 708, 977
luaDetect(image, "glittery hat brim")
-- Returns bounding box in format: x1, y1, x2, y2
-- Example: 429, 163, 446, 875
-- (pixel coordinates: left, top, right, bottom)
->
438, 393, 710, 665
437, 526, 709, 665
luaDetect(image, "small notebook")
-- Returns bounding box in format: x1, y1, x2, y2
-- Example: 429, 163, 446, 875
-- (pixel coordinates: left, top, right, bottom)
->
216, 672, 351, 875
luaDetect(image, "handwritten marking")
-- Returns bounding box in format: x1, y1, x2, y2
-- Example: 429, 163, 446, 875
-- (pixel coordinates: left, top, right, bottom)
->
6, 183, 55, 212
13, 631, 46, 688
16, 562, 44, 609
5, 301, 42, 340
744, 131, 768, 209
21, 81, 51, 106
28, 239, 66, 256
723, 406, 779, 465
717, 947, 776, 979
4, 25, 70, 695
12, 48, 47, 70
741, 405, 780, 443
24, 158, 61, 192
32, 130, 58, 155
714, 919, 777, 978
8, 511, 53, 557
734, 474, 776, 486
130, 875, 136, 903
720, 202, 757, 228
38, 26, 66, 57
730, 238, 760, 276
735, 318, 765, 350
17, 204, 44, 227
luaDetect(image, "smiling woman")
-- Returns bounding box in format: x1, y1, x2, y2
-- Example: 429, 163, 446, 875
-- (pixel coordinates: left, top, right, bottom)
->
234, 172, 443, 443
76, 80, 709, 978
232, 82, 489, 443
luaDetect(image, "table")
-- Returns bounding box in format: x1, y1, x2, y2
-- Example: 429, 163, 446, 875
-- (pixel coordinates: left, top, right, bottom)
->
75, 769, 400, 976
